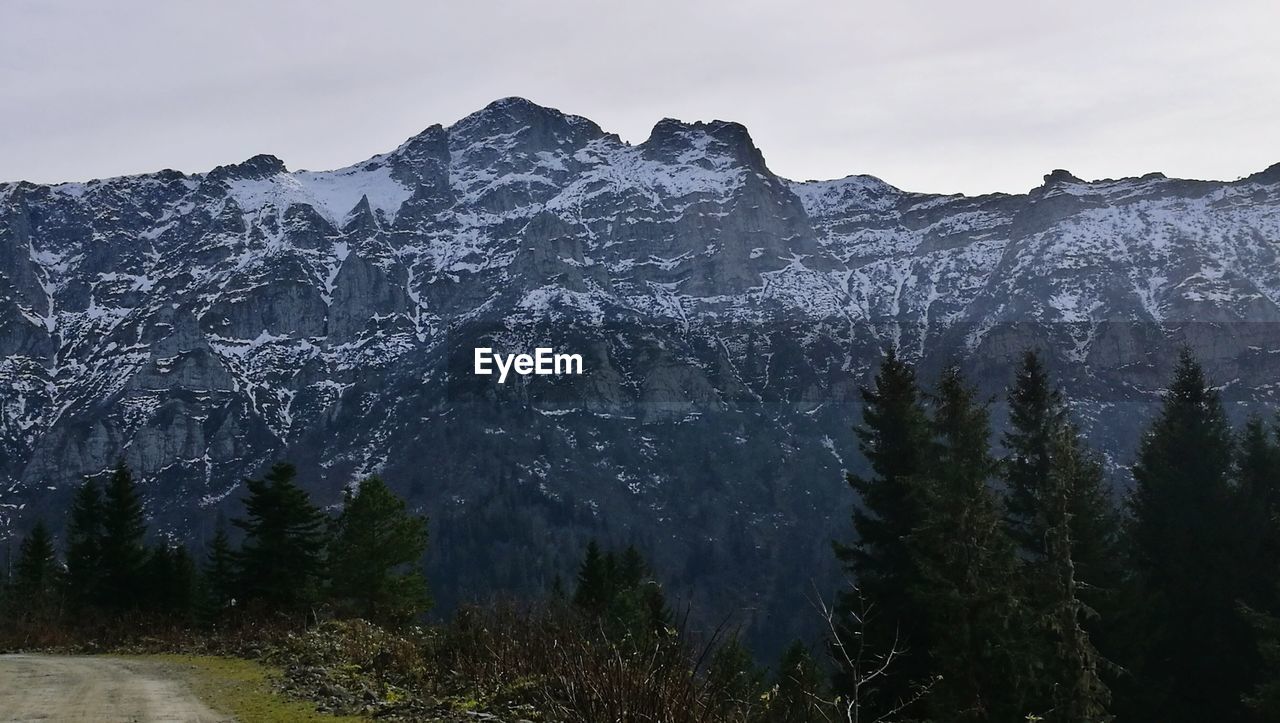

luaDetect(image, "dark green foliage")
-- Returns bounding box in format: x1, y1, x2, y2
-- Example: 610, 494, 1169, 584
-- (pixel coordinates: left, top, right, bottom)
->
706, 634, 764, 712
328, 476, 431, 626
908, 365, 1026, 721
1002, 350, 1117, 720
1003, 349, 1062, 559
764, 641, 825, 723
571, 541, 671, 643
1238, 417, 1280, 718
142, 544, 196, 620
1036, 426, 1112, 722
1123, 350, 1258, 721
63, 479, 103, 611
1236, 416, 1280, 608
98, 460, 148, 611
10, 521, 60, 618
832, 346, 932, 712
200, 522, 236, 622
1247, 601, 1280, 717
573, 539, 610, 614
233, 462, 328, 615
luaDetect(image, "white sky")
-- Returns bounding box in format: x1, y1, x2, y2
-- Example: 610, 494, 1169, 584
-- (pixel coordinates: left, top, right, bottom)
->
3, 0, 1278, 195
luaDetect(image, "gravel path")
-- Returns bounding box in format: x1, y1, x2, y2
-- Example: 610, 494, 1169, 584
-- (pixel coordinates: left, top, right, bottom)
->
0, 654, 233, 722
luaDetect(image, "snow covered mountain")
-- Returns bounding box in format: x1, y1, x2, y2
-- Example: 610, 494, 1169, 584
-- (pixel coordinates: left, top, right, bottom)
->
3, 97, 1280, 643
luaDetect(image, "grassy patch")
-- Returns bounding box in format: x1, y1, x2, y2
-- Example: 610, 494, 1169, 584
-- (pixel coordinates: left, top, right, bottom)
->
131, 654, 366, 723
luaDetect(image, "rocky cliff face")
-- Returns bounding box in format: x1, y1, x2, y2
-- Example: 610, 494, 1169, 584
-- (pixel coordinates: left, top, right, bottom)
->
3, 97, 1279, 647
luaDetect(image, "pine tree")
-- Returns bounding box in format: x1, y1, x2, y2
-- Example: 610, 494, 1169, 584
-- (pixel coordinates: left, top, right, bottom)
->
832, 346, 932, 712
1002, 350, 1120, 715
571, 540, 670, 643
764, 641, 825, 723
707, 634, 765, 713
1003, 349, 1063, 558
64, 478, 104, 611
11, 521, 60, 619
1038, 426, 1111, 722
200, 522, 236, 622
1235, 416, 1280, 608
142, 544, 196, 621
1246, 584, 1280, 718
1238, 416, 1280, 719
573, 539, 610, 615
98, 460, 148, 611
1123, 350, 1255, 721
328, 475, 431, 626
909, 365, 1027, 721
233, 462, 327, 616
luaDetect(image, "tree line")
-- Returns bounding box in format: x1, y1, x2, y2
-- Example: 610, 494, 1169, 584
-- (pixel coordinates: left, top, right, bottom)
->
1, 461, 430, 632
830, 348, 1280, 722
5, 346, 1280, 722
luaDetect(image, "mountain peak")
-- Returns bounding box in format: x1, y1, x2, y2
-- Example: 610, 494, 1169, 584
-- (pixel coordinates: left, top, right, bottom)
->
641, 118, 767, 172
208, 153, 287, 181
1244, 161, 1280, 185
448, 97, 604, 144
1042, 168, 1083, 187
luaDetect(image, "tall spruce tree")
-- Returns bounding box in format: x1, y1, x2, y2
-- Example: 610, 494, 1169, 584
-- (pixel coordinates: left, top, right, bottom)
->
1038, 426, 1112, 722
328, 476, 431, 626
1002, 350, 1120, 715
64, 478, 104, 611
200, 521, 236, 622
573, 539, 610, 615
98, 460, 147, 611
233, 462, 327, 615
832, 346, 932, 713
1123, 350, 1254, 721
11, 520, 60, 620
909, 365, 1027, 721
1003, 349, 1062, 559
571, 540, 670, 642
142, 544, 196, 620
1236, 416, 1280, 608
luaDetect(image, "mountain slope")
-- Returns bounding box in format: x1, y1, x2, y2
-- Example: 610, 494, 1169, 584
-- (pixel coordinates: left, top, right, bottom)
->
3, 97, 1279, 648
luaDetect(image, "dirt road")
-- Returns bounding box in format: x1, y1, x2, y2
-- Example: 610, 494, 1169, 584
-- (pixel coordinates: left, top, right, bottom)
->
0, 654, 233, 722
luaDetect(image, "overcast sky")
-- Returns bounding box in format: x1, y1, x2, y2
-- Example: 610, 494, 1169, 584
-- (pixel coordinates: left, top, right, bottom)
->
3, 0, 1278, 195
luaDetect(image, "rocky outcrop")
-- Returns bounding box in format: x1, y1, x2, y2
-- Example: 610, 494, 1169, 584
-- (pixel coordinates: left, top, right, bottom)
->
2, 98, 1279, 651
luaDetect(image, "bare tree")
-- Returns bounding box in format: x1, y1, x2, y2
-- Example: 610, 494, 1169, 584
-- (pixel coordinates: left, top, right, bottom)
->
816, 581, 938, 723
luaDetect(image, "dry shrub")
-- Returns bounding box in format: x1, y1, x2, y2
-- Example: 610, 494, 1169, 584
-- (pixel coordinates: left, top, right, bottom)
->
435, 601, 745, 723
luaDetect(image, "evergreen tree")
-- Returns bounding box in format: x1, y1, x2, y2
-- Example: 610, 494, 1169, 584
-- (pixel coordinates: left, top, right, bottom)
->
233, 462, 327, 616
909, 365, 1027, 721
617, 544, 646, 590
328, 476, 431, 626
1002, 350, 1120, 715
1004, 351, 1120, 577
11, 521, 60, 619
571, 540, 671, 642
1123, 350, 1254, 721
1246, 599, 1280, 717
142, 544, 196, 621
831, 346, 932, 712
706, 634, 765, 713
200, 521, 236, 622
63, 478, 104, 611
1235, 416, 1280, 607
1037, 426, 1111, 722
98, 460, 148, 611
764, 641, 825, 723
573, 539, 610, 615
1003, 349, 1063, 558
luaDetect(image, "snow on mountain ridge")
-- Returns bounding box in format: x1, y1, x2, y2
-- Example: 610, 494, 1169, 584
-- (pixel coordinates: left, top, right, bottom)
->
2, 96, 1280, 553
